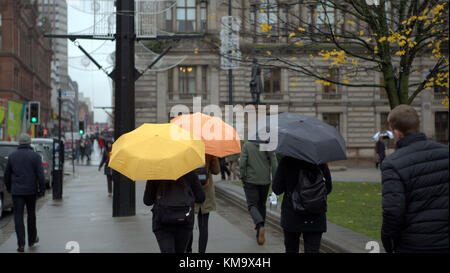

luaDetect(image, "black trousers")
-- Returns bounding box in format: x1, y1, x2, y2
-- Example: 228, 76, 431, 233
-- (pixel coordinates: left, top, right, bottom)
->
243, 182, 270, 226
186, 209, 210, 253
12, 195, 38, 247
283, 230, 322, 253
154, 228, 192, 253
106, 175, 113, 193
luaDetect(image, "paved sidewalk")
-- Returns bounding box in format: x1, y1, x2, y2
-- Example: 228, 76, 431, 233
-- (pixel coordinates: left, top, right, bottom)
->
0, 163, 285, 253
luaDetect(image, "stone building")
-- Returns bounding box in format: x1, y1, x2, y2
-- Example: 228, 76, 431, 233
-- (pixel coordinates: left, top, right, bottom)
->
133, 0, 448, 159
0, 0, 53, 135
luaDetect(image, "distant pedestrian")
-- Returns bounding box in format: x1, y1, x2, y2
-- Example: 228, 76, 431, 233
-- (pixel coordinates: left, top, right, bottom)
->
239, 141, 278, 245
186, 154, 220, 253
219, 157, 231, 180
227, 153, 240, 181
4, 133, 46, 253
143, 171, 205, 253
272, 156, 332, 253
375, 136, 386, 169
381, 104, 449, 253
98, 140, 113, 197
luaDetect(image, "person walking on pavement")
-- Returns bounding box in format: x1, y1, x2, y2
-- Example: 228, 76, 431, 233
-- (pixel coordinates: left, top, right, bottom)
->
3, 133, 46, 253
143, 171, 205, 253
381, 104, 449, 253
186, 154, 220, 253
239, 141, 278, 245
375, 136, 386, 169
98, 140, 114, 197
272, 156, 332, 253
218, 157, 231, 180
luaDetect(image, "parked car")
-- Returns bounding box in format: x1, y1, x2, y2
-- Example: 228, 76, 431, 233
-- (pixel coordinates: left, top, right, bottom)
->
0, 156, 13, 219
34, 146, 52, 189
0, 141, 20, 160
31, 138, 54, 168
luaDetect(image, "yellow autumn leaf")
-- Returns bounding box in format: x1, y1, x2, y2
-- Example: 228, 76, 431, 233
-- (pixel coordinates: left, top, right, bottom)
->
360, 30, 364, 36
289, 32, 296, 38
291, 82, 297, 87
348, 20, 355, 25
298, 27, 305, 32
291, 57, 297, 60
267, 34, 271, 38
210, 14, 215, 20
266, 51, 272, 55
396, 50, 406, 56
379, 36, 387, 43
194, 48, 199, 54
295, 41, 303, 46
260, 9, 264, 13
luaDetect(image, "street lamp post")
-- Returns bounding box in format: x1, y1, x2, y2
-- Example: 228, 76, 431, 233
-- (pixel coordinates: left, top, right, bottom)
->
112, 0, 136, 217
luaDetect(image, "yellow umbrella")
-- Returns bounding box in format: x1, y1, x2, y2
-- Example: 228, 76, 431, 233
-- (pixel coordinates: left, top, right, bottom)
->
108, 123, 205, 181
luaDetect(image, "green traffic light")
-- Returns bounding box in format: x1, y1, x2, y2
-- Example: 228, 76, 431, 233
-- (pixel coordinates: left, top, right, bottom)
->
79, 130, 84, 135
31, 117, 37, 123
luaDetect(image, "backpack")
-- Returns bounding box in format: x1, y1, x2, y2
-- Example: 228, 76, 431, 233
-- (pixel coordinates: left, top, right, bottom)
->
155, 179, 195, 225
290, 164, 327, 214
194, 165, 209, 187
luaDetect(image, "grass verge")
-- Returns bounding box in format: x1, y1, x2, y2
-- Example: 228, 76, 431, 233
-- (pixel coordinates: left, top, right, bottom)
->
231, 180, 382, 241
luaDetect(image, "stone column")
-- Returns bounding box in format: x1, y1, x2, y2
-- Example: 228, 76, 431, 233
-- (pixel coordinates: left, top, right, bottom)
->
156, 71, 168, 123
421, 89, 433, 138
210, 66, 220, 106
173, 67, 179, 100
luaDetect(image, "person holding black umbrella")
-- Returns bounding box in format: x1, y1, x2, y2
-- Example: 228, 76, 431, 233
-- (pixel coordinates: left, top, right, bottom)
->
272, 157, 332, 253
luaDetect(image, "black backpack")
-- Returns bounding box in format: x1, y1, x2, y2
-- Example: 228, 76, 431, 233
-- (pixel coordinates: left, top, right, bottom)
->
290, 165, 327, 214
155, 179, 195, 225
194, 165, 209, 186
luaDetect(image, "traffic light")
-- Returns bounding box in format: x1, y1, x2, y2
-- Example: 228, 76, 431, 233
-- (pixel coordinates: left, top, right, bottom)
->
29, 101, 40, 124
79, 121, 85, 135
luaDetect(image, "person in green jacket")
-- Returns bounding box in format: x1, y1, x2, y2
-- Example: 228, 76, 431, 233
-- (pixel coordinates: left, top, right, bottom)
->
239, 141, 278, 245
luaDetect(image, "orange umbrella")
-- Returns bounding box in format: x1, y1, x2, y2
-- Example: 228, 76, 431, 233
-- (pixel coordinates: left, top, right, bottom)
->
171, 112, 241, 157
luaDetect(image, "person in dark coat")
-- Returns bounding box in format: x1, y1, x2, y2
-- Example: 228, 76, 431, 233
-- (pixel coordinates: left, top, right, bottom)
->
143, 171, 205, 253
272, 156, 332, 253
4, 133, 46, 253
375, 136, 386, 169
381, 104, 449, 253
98, 140, 113, 197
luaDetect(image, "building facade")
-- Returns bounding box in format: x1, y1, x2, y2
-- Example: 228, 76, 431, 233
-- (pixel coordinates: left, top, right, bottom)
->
0, 0, 53, 138
132, 0, 448, 159
38, 0, 71, 133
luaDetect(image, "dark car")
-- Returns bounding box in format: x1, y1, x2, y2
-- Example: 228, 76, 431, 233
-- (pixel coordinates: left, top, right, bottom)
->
0, 141, 20, 160
0, 156, 13, 218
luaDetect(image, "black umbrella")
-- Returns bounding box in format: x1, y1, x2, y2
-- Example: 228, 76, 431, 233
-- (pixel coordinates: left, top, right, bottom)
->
251, 112, 347, 164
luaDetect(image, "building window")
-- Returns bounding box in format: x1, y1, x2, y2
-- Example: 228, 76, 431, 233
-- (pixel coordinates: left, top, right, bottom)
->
165, 2, 173, 32
308, 5, 316, 32
264, 68, 281, 93
259, 0, 278, 40
322, 68, 341, 99
249, 5, 257, 40
0, 13, 2, 27
177, 0, 196, 32
200, 1, 207, 32
0, 35, 2, 50
435, 112, 449, 143
316, 4, 335, 33
179, 66, 196, 97
380, 112, 389, 131
323, 113, 340, 133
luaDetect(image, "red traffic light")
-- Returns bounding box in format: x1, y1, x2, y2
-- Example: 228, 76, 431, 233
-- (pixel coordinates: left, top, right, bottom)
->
105, 126, 108, 130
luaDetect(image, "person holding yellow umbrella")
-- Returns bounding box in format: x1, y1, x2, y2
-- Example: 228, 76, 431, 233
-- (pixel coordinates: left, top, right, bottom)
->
108, 123, 206, 253
171, 112, 241, 253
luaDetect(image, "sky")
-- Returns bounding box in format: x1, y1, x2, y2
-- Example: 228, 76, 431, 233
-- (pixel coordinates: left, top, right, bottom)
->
67, 1, 116, 123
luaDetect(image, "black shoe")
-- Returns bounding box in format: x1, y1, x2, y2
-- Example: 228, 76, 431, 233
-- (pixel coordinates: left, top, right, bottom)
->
17, 246, 25, 253
29, 237, 39, 247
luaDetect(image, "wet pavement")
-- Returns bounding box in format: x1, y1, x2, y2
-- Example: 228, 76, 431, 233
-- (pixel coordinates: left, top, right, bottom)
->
0, 144, 286, 253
